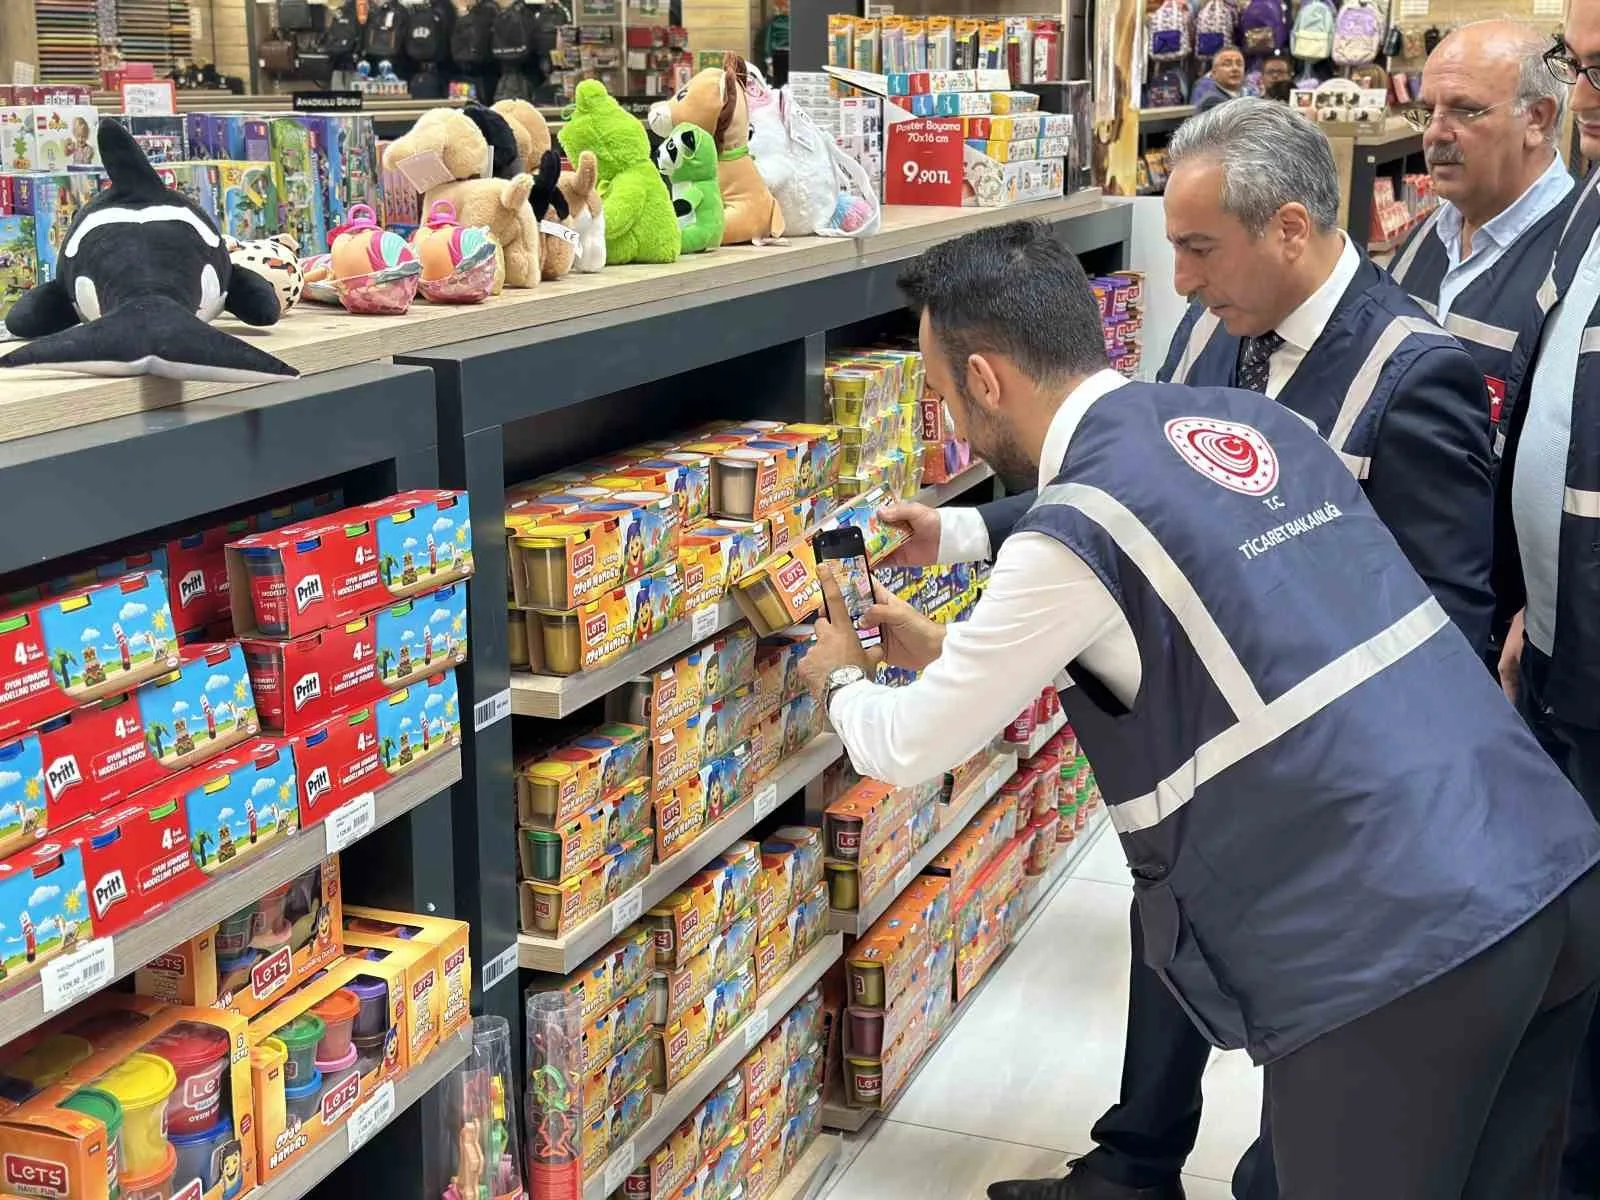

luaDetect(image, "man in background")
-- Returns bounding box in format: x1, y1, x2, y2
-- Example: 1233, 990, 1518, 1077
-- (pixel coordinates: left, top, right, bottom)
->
1388, 20, 1573, 451
1260, 54, 1293, 101
1191, 49, 1244, 111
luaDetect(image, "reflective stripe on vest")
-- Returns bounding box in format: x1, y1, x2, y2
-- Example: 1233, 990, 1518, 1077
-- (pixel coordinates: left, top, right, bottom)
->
1389, 208, 1442, 285
1445, 312, 1518, 352
1171, 310, 1222, 384
1329, 315, 1441, 453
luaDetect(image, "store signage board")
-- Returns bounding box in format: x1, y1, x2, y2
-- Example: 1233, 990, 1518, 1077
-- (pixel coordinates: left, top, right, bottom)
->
886, 120, 964, 205
292, 91, 364, 113
120, 81, 177, 116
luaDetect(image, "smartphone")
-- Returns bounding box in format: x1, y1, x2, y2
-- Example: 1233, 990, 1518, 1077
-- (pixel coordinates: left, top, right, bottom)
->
813, 526, 882, 650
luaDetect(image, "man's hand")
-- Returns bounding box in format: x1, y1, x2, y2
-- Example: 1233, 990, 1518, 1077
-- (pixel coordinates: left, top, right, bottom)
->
797, 563, 876, 703
863, 577, 946, 672
1499, 608, 1525, 706
880, 501, 941, 567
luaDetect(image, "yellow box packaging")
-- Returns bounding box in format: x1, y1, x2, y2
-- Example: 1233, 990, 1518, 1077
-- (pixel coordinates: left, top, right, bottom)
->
340, 933, 445, 1070
341, 905, 471, 1042
584, 1075, 653, 1168
680, 522, 769, 610
651, 997, 713, 1091
712, 443, 800, 523
524, 563, 685, 676
517, 802, 611, 883
646, 844, 759, 969
649, 906, 758, 1026
738, 1022, 787, 1101
755, 917, 796, 993
516, 722, 648, 827
509, 508, 627, 610
582, 1033, 651, 1126
765, 425, 841, 500
731, 541, 821, 637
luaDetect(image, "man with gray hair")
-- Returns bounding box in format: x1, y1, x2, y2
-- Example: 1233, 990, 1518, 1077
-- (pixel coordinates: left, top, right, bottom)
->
980, 97, 1495, 1200
1389, 20, 1574, 451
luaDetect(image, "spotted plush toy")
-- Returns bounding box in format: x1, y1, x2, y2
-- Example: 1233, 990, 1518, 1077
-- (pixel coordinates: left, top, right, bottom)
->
225, 234, 304, 315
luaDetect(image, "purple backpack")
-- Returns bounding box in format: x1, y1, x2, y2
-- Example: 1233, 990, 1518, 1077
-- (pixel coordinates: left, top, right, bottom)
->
1149, 0, 1193, 61
1239, 0, 1286, 54
1196, 0, 1238, 57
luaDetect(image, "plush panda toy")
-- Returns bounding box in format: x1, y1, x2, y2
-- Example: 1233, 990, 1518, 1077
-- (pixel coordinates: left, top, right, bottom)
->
225, 234, 305, 316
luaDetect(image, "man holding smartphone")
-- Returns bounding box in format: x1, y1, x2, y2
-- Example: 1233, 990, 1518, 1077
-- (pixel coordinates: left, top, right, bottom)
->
796, 219, 1600, 1198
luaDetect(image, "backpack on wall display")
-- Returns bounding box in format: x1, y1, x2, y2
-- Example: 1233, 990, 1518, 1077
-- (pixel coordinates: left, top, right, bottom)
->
1195, 0, 1237, 58
494, 0, 534, 63
1333, 0, 1383, 65
363, 1, 408, 59
1146, 66, 1188, 106
322, 1, 361, 60
1149, 0, 1193, 61
1291, 0, 1336, 60
404, 0, 454, 63
1239, 0, 1285, 54
452, 0, 499, 67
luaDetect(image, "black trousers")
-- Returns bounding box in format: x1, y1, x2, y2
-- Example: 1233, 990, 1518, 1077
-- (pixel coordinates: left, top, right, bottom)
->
1080, 872, 1600, 1199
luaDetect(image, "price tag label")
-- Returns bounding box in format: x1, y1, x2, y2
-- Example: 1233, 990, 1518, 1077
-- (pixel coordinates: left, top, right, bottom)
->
347, 1080, 397, 1153
482, 944, 519, 994
744, 1006, 771, 1051
885, 120, 964, 206
753, 782, 780, 823
604, 1139, 636, 1194
326, 791, 377, 854
611, 886, 645, 934
40, 938, 114, 1014
690, 605, 721, 642
474, 688, 512, 732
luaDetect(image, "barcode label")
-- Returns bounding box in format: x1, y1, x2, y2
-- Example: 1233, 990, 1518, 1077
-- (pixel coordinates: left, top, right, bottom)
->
612, 886, 645, 934
482, 944, 519, 993
326, 791, 377, 855
604, 1139, 636, 1193
744, 1006, 771, 1050
690, 605, 721, 641
41, 938, 114, 1014
474, 688, 512, 732
754, 782, 780, 822
347, 1080, 397, 1152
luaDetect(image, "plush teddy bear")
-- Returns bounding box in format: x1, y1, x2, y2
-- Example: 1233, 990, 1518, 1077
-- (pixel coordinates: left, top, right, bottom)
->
559, 151, 606, 273
382, 106, 540, 289
648, 55, 785, 245
656, 123, 723, 254
492, 99, 553, 168
558, 80, 679, 266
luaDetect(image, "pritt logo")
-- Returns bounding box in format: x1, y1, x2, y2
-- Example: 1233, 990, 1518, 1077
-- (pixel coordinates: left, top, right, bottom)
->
292, 673, 323, 710
777, 560, 808, 591
44, 755, 82, 800
320, 1069, 362, 1124
177, 569, 207, 608
4, 1153, 68, 1196
304, 765, 333, 807
92, 869, 128, 919
572, 544, 596, 576
250, 945, 293, 998
585, 613, 607, 642
294, 574, 325, 612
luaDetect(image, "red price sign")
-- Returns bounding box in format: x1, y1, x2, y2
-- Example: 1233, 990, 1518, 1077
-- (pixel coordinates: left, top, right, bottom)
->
886, 119, 965, 206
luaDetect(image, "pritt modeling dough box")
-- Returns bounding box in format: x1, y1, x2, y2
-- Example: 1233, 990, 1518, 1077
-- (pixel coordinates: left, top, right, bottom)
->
135, 641, 260, 773
227, 490, 473, 640
0, 840, 92, 984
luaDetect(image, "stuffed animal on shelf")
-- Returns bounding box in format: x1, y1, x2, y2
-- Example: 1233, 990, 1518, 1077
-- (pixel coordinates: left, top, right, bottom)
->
492, 98, 553, 169
648, 55, 785, 245
2, 119, 294, 380
382, 106, 539, 289
225, 233, 305, 316
656, 123, 723, 254
528, 150, 579, 280
558, 80, 680, 266
559, 150, 606, 273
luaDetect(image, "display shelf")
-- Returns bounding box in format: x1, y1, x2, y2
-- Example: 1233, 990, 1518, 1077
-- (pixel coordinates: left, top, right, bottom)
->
510, 598, 743, 719
521, 735, 843, 973
1138, 104, 1193, 134
822, 816, 1109, 1132
827, 750, 1019, 937
770, 1134, 843, 1200
912, 461, 995, 508
254, 1025, 473, 1200
581, 932, 846, 1200
0, 750, 461, 1048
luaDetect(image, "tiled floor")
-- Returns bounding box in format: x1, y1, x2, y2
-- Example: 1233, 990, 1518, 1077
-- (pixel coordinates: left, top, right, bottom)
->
821, 825, 1262, 1200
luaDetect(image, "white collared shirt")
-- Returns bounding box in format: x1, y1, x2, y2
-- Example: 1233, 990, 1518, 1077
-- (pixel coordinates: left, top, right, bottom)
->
829, 369, 1140, 786
1265, 232, 1362, 398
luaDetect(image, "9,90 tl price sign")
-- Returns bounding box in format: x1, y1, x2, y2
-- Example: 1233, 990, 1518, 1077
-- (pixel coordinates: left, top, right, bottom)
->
886, 119, 965, 206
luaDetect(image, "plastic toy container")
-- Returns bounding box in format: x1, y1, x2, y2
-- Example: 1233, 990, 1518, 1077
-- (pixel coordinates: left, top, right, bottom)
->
214, 907, 255, 957
150, 1022, 231, 1133
348, 975, 389, 1039
170, 1119, 231, 1192
240, 548, 290, 635
60, 1086, 124, 1197
253, 881, 293, 938
97, 1052, 178, 1175
311, 988, 360, 1059
316, 1043, 360, 1098
277, 1012, 326, 1086
119, 1141, 176, 1200
354, 1031, 386, 1074
284, 1069, 323, 1124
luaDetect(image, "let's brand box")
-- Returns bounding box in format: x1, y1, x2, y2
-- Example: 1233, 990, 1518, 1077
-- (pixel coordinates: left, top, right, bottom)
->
226, 490, 473, 640
0, 570, 181, 740
334, 934, 443, 1071
342, 905, 471, 1041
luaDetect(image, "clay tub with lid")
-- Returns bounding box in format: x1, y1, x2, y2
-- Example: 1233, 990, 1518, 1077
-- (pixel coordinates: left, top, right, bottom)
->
59, 1086, 124, 1194
311, 988, 361, 1059
347, 975, 389, 1039
118, 1141, 176, 1200
96, 1052, 177, 1176
277, 1012, 326, 1086
149, 1021, 231, 1134
170, 1118, 231, 1192
284, 1069, 324, 1124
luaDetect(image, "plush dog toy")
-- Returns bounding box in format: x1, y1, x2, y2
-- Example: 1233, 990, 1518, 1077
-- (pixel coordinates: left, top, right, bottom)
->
492, 99, 553, 168
559, 151, 606, 273
559, 80, 679, 266
382, 106, 539, 289
648, 56, 785, 245
656, 123, 723, 254
2, 120, 294, 380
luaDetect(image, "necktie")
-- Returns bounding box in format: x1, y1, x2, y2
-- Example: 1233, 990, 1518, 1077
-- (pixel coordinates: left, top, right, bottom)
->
1236, 331, 1284, 394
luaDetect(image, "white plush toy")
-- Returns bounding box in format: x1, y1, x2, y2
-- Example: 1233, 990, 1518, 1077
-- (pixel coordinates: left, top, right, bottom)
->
745, 66, 877, 237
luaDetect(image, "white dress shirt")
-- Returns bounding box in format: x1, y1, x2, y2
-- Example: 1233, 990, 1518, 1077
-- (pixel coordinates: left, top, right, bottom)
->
828, 369, 1141, 786
1265, 232, 1361, 399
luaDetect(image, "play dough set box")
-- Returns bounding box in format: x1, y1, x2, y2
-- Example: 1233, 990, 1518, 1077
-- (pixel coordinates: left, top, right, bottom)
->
72, 788, 205, 938
171, 738, 301, 880
515, 722, 648, 829
0, 570, 181, 740
606, 624, 758, 736
135, 641, 261, 773
135, 857, 342, 1019
0, 839, 93, 985
0, 1002, 257, 1200
342, 905, 472, 1043
340, 932, 450, 1070
226, 489, 473, 640
508, 489, 680, 611
241, 579, 468, 736
731, 542, 822, 637
519, 831, 652, 936
518, 564, 685, 676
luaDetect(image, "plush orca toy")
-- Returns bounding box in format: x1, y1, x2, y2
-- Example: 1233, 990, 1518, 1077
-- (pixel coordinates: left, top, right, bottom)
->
2, 120, 295, 381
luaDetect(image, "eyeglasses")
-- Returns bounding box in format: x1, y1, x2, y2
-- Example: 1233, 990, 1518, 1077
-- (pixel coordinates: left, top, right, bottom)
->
1546, 41, 1600, 90
1400, 97, 1520, 130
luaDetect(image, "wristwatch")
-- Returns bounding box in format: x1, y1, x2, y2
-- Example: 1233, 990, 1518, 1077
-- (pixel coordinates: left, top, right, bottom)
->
824, 664, 867, 716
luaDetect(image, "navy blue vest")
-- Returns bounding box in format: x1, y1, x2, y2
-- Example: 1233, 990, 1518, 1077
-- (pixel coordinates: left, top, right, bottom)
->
1388, 195, 1571, 443
1157, 260, 1460, 481
1021, 380, 1600, 1063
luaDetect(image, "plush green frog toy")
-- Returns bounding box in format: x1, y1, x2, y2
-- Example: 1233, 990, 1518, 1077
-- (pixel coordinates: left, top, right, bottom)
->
655, 122, 724, 254
557, 79, 679, 265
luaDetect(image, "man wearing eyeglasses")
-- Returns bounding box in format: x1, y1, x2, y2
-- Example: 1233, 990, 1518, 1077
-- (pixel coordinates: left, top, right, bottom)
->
1389, 21, 1574, 456
1497, 10, 1600, 1197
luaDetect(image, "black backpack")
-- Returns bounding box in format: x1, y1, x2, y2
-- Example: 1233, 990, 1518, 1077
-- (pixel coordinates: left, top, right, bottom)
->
494, 68, 533, 101
363, 0, 408, 60
322, 1, 361, 60
405, 0, 453, 64
451, 0, 498, 67
493, 0, 532, 64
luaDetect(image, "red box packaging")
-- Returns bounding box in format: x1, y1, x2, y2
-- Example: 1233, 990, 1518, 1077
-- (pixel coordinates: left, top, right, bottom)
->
73, 789, 201, 935
139, 518, 252, 635
225, 490, 473, 640
283, 709, 384, 827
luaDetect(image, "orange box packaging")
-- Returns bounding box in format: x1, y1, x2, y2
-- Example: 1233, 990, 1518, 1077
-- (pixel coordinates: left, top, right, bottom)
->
765, 425, 841, 500
516, 723, 648, 829
679, 524, 768, 612
711, 442, 799, 523
825, 779, 923, 863
607, 624, 757, 737
341, 905, 470, 1042
730, 542, 821, 637
738, 1022, 787, 1103
754, 916, 796, 994
522, 564, 684, 676
846, 877, 951, 1010
582, 1032, 651, 1126
645, 846, 759, 969
649, 906, 757, 1026
530, 923, 653, 1027
520, 828, 653, 936
650, 996, 713, 1091
134, 857, 342, 1019
756, 842, 800, 937
340, 932, 447, 1070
